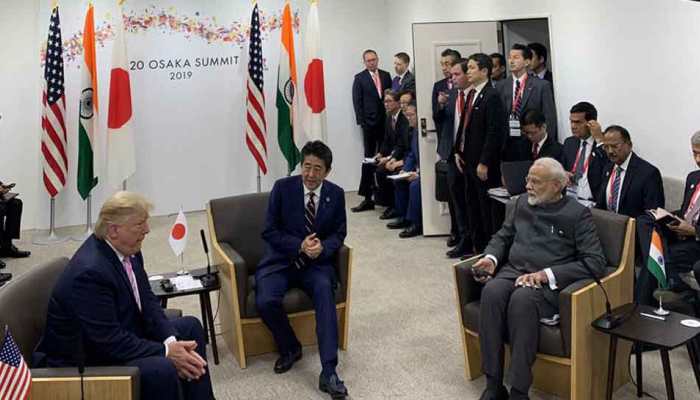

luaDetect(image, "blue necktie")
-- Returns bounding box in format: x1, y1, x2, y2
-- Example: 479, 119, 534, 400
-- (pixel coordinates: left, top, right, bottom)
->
392, 76, 400, 91
608, 166, 623, 212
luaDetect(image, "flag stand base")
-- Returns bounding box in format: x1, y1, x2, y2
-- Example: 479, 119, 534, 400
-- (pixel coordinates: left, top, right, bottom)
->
33, 198, 69, 245
72, 195, 93, 242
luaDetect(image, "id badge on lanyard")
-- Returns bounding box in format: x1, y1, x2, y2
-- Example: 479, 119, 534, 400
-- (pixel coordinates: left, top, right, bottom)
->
509, 114, 521, 137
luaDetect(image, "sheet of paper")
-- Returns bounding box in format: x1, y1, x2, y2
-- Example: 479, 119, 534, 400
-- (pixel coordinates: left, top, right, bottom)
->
170, 275, 203, 290
388, 172, 412, 180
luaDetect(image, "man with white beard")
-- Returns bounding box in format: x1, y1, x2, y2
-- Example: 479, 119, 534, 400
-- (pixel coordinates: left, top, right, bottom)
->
469, 158, 606, 400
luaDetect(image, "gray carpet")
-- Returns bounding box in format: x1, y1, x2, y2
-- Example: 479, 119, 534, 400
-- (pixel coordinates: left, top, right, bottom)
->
3, 192, 699, 399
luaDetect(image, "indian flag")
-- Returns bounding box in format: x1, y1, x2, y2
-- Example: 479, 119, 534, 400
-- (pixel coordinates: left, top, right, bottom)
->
276, 1, 300, 173
647, 228, 668, 289
77, 2, 98, 200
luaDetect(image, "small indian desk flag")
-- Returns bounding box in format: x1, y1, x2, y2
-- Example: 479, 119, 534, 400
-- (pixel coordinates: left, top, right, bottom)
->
168, 208, 188, 256
647, 228, 668, 289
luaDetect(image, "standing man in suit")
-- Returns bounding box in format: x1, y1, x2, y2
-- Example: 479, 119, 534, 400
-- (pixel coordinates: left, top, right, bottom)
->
489, 53, 506, 83
392, 52, 415, 92
595, 125, 664, 218
495, 44, 557, 149
472, 158, 606, 400
256, 141, 349, 399
0, 181, 30, 270
352, 49, 392, 159
502, 109, 562, 162
38, 192, 214, 400
527, 42, 553, 84
456, 53, 507, 253
561, 102, 608, 201
435, 58, 472, 258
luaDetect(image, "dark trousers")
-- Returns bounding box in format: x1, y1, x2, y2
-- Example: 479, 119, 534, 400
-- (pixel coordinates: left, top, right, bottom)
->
126, 316, 214, 400
479, 270, 557, 394
464, 167, 495, 252
447, 160, 468, 243
394, 178, 422, 226
374, 167, 396, 207
256, 265, 339, 374
361, 124, 384, 157
0, 198, 22, 246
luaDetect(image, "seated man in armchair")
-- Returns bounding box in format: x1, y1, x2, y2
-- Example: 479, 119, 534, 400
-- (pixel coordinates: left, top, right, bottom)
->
471, 157, 606, 400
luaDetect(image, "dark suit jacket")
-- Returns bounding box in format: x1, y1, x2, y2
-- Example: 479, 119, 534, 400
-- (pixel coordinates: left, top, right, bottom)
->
561, 136, 608, 197
596, 152, 664, 218
352, 69, 392, 128
396, 70, 415, 92
257, 176, 347, 280
403, 128, 419, 172
495, 73, 558, 139
380, 111, 410, 160
39, 235, 176, 366
434, 87, 459, 161
455, 83, 508, 183
679, 170, 700, 216
502, 134, 563, 163
540, 69, 553, 84
431, 78, 450, 138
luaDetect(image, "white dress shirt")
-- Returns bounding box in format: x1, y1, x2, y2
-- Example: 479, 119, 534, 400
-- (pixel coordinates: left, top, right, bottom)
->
575, 135, 596, 201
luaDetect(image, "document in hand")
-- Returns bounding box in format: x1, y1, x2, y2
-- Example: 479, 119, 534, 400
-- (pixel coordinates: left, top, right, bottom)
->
362, 157, 377, 164
387, 172, 412, 180
647, 207, 682, 226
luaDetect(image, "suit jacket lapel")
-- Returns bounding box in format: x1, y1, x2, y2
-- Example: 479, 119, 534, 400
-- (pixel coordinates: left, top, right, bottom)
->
364, 70, 380, 100
618, 154, 637, 206
315, 183, 330, 231
521, 75, 534, 109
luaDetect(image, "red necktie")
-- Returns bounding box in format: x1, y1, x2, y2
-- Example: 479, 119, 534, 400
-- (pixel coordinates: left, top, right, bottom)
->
459, 89, 477, 152
532, 143, 539, 160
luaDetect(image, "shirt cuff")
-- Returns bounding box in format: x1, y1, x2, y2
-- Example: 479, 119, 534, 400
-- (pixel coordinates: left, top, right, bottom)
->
163, 336, 177, 357
484, 254, 498, 268
544, 268, 558, 290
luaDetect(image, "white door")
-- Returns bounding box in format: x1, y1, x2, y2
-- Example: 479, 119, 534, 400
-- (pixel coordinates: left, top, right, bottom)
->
412, 22, 501, 236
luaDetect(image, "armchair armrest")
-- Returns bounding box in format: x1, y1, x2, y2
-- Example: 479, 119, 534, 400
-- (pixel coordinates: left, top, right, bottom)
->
31, 366, 140, 400
217, 242, 249, 315
454, 255, 483, 310
558, 278, 595, 356
335, 245, 351, 302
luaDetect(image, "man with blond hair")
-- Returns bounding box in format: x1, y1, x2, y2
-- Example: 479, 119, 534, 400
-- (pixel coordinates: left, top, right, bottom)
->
471, 158, 606, 400
38, 191, 214, 400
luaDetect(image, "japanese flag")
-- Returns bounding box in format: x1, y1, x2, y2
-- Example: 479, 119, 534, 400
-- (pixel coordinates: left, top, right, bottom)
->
168, 208, 188, 257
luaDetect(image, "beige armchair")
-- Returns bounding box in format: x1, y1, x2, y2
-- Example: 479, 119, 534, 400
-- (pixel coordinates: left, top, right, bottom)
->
453, 208, 636, 399
207, 192, 353, 368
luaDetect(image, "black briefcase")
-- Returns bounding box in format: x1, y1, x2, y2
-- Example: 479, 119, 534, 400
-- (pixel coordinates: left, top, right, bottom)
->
435, 160, 449, 202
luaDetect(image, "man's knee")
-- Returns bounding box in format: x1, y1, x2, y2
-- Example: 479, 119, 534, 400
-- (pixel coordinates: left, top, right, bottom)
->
137, 356, 179, 388
256, 290, 283, 314
176, 316, 205, 340
507, 288, 539, 315
312, 275, 334, 300
481, 279, 511, 306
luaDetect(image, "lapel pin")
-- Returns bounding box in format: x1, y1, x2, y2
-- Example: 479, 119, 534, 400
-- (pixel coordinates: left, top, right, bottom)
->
326, 197, 330, 203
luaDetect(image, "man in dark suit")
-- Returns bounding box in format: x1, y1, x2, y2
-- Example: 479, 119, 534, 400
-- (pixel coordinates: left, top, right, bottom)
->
392, 52, 415, 92
495, 44, 557, 144
502, 109, 562, 163
595, 125, 664, 218
256, 141, 348, 399
527, 42, 553, 84
434, 57, 472, 258
38, 192, 214, 400
489, 53, 506, 83
352, 49, 392, 158
561, 101, 608, 201
455, 53, 507, 253
352, 91, 409, 215
472, 158, 606, 400
0, 181, 30, 270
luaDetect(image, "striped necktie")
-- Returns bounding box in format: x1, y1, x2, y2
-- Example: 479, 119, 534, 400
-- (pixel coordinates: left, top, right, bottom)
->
295, 192, 316, 269
608, 166, 623, 212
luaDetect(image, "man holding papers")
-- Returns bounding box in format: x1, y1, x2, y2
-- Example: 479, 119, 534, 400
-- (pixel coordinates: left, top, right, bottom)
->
0, 181, 30, 270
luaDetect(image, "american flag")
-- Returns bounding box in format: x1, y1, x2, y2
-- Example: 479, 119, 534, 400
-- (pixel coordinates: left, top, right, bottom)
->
245, 4, 268, 174
41, 5, 68, 197
0, 329, 31, 400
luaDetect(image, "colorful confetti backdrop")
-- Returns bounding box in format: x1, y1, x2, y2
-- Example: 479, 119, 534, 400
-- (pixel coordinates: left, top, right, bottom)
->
40, 5, 300, 67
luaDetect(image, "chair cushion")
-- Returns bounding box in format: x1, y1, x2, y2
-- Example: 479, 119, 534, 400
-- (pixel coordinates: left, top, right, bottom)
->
463, 301, 568, 358
590, 208, 629, 267
244, 275, 345, 318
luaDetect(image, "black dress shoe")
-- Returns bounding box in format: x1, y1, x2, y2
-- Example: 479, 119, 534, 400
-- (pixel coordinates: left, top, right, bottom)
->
379, 208, 398, 220
479, 385, 509, 400
0, 245, 30, 258
399, 225, 422, 238
447, 246, 473, 259
0, 272, 12, 283
350, 200, 375, 213
273, 348, 302, 374
387, 218, 409, 229
446, 234, 460, 247
319, 372, 348, 399
0, 259, 5, 269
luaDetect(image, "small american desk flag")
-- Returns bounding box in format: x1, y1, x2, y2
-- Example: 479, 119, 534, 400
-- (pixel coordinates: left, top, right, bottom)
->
0, 328, 31, 400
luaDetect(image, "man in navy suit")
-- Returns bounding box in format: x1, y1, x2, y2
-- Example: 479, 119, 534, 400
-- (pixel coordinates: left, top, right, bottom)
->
39, 192, 214, 400
391, 52, 415, 92
256, 141, 349, 399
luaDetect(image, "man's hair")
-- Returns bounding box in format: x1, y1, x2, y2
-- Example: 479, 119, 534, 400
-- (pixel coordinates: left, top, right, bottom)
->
394, 52, 410, 64
405, 102, 417, 110
534, 157, 568, 187
520, 109, 546, 127
490, 52, 506, 67
441, 48, 462, 61
455, 58, 469, 73
604, 125, 632, 144
362, 49, 377, 60
95, 191, 153, 239
383, 89, 400, 101
468, 53, 493, 78
691, 131, 700, 146
301, 141, 333, 170
511, 43, 533, 60
527, 42, 548, 63
398, 89, 414, 100
569, 101, 598, 121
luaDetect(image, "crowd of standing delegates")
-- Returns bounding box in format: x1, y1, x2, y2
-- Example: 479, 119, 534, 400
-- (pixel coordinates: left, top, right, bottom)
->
351, 42, 700, 305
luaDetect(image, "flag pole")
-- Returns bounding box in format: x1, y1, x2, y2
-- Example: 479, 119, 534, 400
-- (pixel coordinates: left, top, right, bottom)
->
72, 194, 93, 241
257, 166, 261, 193
122, 180, 127, 191
33, 198, 69, 245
